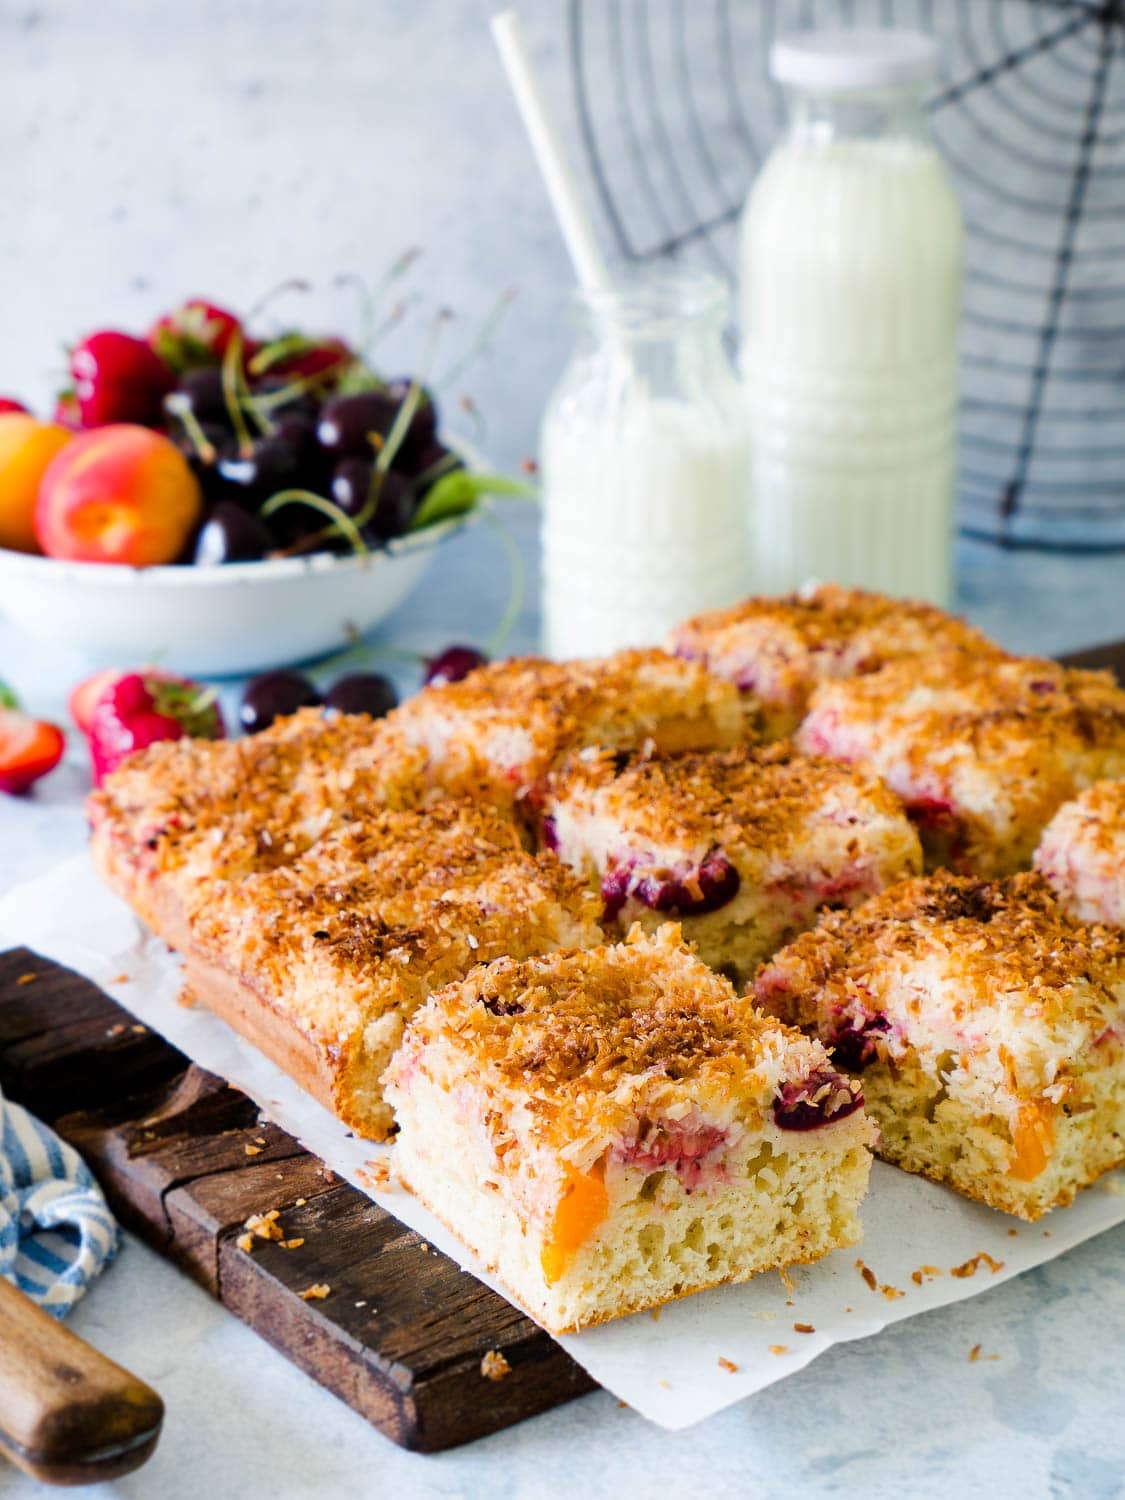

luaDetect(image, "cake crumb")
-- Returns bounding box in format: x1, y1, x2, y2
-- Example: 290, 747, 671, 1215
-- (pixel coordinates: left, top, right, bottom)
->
651, 1307, 660, 1323
657, 1380, 671, 1390
480, 1350, 511, 1381
419, 1242, 431, 1254
16, 972, 37, 985
1008, 1227, 1020, 1235
131, 1024, 146, 1034
244, 1144, 262, 1156
299, 1283, 331, 1301
354, 1300, 367, 1309
911, 1265, 942, 1286
281, 1238, 305, 1250
767, 1345, 789, 1356
969, 1343, 982, 1362
951, 1252, 1004, 1279
881, 1284, 905, 1300
356, 1159, 392, 1191
236, 1232, 254, 1253
243, 1210, 283, 1242
856, 1258, 878, 1292
295, 1197, 307, 1206
717, 1356, 738, 1373
793, 1323, 815, 1334
777, 1266, 796, 1294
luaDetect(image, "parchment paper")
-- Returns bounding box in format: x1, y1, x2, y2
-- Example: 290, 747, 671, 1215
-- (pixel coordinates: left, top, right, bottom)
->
2, 854, 1122, 1430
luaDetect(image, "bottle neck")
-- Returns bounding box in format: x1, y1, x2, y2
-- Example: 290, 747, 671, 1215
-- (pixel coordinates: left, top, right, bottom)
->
783, 84, 931, 147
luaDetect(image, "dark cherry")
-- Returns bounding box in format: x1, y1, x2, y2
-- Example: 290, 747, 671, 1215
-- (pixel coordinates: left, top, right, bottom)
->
632, 850, 740, 917
829, 1014, 890, 1072
240, 670, 322, 734
773, 1069, 864, 1132
218, 434, 301, 498
366, 470, 415, 541
250, 376, 320, 419
272, 409, 320, 462
316, 392, 399, 457
540, 815, 560, 852
167, 367, 229, 426
397, 438, 461, 489
422, 644, 488, 688
323, 673, 398, 720
600, 866, 632, 924
193, 501, 274, 565
385, 377, 437, 455
330, 457, 374, 518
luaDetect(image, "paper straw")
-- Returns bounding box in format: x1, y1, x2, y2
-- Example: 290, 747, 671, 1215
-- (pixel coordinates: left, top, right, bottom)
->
491, 8, 612, 294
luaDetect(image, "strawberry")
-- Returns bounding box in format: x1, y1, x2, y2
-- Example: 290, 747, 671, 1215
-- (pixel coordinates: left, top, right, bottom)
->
0, 397, 29, 416
88, 671, 224, 785
252, 335, 355, 386
70, 331, 175, 428
0, 704, 66, 794
148, 299, 244, 373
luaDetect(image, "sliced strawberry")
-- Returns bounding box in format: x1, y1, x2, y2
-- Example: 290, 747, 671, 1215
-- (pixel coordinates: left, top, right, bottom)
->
148, 300, 243, 373
0, 397, 29, 416
0, 707, 66, 794
88, 670, 224, 785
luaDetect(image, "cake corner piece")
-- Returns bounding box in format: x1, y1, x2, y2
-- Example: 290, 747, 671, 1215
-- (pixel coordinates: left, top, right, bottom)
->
383, 924, 875, 1334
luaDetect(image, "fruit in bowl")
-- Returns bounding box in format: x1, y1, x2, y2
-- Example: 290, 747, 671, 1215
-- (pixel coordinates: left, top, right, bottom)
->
35, 426, 203, 565
0, 414, 74, 553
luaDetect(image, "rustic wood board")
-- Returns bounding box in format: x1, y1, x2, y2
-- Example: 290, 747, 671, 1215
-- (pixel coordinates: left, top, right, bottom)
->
0, 948, 595, 1453
1, 640, 1119, 1450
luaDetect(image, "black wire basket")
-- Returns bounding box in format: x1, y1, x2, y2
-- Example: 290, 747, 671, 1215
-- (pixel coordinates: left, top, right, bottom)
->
568, 0, 1125, 551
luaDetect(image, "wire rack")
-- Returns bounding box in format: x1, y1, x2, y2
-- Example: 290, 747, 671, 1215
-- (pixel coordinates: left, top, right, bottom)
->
568, 0, 1125, 550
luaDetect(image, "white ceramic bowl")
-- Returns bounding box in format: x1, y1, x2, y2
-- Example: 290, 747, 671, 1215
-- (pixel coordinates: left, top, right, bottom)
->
0, 512, 469, 677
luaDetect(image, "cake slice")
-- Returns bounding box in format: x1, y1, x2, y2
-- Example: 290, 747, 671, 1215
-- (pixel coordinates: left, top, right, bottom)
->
544, 741, 922, 985
796, 652, 1125, 876
383, 648, 748, 817
754, 870, 1125, 1219
383, 925, 875, 1333
181, 798, 603, 1139
88, 708, 429, 949
1035, 780, 1125, 928
668, 583, 998, 738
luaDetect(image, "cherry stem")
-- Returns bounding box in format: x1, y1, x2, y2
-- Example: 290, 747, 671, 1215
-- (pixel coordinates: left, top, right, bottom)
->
167, 399, 216, 464
435, 287, 518, 394
260, 488, 369, 557
243, 277, 312, 327
222, 331, 257, 455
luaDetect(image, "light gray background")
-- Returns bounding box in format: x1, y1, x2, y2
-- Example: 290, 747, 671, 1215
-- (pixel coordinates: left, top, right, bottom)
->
1, 4, 1124, 1498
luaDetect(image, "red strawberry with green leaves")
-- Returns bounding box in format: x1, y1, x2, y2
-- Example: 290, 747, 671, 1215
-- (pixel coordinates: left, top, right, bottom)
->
70, 331, 175, 428
148, 299, 245, 373
0, 682, 66, 794
88, 671, 224, 785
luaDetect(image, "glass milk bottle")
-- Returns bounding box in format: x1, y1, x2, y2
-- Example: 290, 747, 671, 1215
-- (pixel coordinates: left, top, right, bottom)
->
740, 29, 963, 604
540, 273, 751, 659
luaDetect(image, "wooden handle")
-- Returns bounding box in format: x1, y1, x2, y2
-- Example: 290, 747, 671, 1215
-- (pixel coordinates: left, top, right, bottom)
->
0, 1277, 163, 1485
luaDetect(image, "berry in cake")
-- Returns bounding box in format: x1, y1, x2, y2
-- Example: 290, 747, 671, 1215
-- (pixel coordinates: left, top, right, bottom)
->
184, 798, 604, 1140
796, 652, 1125, 876
754, 870, 1125, 1220
668, 583, 999, 739
384, 648, 748, 816
544, 741, 922, 984
1035, 779, 1125, 928
383, 925, 875, 1333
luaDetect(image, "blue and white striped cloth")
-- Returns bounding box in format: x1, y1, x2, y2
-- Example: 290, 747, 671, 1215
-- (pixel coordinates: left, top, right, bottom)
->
0, 1085, 117, 1318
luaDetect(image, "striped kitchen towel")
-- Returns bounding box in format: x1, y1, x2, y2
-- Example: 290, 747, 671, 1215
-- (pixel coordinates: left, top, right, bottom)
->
0, 1084, 117, 1318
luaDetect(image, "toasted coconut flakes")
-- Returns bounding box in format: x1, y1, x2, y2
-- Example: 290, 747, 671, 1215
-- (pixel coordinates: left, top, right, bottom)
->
651, 1307, 660, 1323
969, 1343, 981, 1362
16, 973, 37, 985
1008, 1227, 1020, 1235
295, 1197, 307, 1206
299, 1283, 331, 1301
911, 1265, 943, 1285
236, 1233, 254, 1253
881, 1284, 905, 1300
244, 1144, 262, 1156
856, 1258, 878, 1292
718, 1357, 738, 1373
244, 1210, 284, 1242
481, 1350, 511, 1381
131, 1024, 146, 1034
951, 1252, 1004, 1279
110, 973, 129, 985
793, 1323, 815, 1334
767, 1345, 789, 1356
777, 1266, 796, 1294
356, 1159, 392, 1191
282, 1238, 305, 1250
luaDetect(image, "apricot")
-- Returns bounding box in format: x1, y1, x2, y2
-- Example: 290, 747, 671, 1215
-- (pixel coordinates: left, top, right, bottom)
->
0, 414, 73, 553
35, 424, 203, 566
540, 1161, 608, 1286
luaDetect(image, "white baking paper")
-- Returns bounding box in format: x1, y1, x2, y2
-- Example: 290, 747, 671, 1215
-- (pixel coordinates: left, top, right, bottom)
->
2, 853, 1123, 1431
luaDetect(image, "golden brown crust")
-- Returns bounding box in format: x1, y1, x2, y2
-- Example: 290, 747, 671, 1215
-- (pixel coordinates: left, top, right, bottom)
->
548, 739, 912, 856
669, 584, 998, 734
384, 648, 748, 807
394, 925, 846, 1150
797, 653, 1125, 875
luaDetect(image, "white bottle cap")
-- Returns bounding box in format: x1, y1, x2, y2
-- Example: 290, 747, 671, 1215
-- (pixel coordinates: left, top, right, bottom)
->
770, 28, 938, 92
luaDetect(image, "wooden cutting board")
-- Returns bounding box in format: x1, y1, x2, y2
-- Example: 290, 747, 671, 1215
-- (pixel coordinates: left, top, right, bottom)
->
0, 948, 595, 1453
1, 639, 1120, 1452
